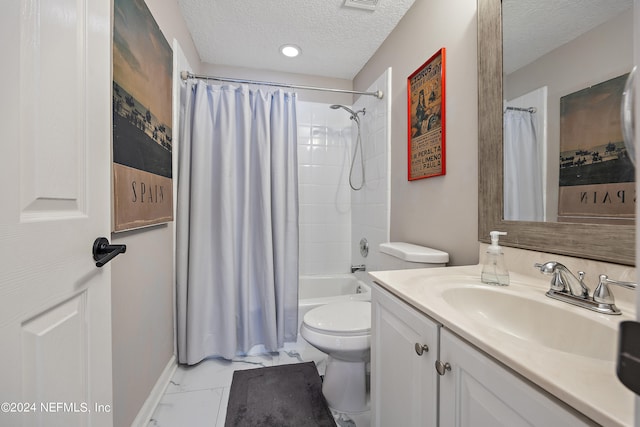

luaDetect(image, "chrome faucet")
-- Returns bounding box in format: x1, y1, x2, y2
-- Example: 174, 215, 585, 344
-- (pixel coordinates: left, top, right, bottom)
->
534, 261, 589, 298
351, 264, 366, 273
534, 261, 637, 315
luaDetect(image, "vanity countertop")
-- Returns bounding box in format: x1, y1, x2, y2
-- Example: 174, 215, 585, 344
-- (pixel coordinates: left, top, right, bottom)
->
369, 265, 636, 427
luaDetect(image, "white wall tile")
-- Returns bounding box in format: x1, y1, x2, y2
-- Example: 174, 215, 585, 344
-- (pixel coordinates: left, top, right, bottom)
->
298, 101, 352, 276
297, 71, 390, 277
350, 69, 391, 271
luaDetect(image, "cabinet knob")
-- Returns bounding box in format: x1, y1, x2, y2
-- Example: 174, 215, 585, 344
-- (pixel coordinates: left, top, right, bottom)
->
414, 343, 429, 356
435, 360, 451, 376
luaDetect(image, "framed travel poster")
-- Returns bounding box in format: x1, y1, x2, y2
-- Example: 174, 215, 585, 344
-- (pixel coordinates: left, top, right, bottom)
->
112, 0, 173, 231
558, 73, 635, 225
407, 48, 446, 181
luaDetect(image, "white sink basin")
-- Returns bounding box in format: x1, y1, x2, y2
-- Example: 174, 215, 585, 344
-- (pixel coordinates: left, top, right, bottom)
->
441, 286, 617, 361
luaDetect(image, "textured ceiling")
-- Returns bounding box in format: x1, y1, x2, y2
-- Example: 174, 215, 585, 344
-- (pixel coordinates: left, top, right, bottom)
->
177, 0, 416, 80
503, 0, 633, 75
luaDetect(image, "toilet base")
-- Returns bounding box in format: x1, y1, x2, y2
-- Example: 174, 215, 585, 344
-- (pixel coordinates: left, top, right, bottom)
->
322, 355, 368, 413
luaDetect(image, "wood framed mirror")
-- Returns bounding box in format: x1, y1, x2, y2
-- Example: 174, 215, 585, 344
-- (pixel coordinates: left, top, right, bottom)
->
477, 0, 635, 265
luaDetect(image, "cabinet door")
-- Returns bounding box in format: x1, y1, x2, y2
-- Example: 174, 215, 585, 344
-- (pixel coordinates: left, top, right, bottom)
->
371, 286, 439, 427
439, 329, 593, 426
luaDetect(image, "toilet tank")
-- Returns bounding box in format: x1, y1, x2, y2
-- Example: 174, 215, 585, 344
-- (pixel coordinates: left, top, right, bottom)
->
379, 242, 449, 270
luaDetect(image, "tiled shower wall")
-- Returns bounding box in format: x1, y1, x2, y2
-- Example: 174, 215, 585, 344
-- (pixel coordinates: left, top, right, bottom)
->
351, 69, 391, 272
297, 102, 353, 275
297, 68, 391, 276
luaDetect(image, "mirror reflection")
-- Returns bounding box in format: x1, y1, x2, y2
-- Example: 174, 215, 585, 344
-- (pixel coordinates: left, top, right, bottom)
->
502, 0, 635, 224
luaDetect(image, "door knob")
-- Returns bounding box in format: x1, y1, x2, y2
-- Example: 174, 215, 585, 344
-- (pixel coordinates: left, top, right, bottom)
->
435, 360, 451, 376
92, 237, 127, 267
415, 343, 429, 356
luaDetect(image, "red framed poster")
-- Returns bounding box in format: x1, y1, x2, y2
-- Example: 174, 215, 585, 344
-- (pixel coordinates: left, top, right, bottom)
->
407, 48, 446, 181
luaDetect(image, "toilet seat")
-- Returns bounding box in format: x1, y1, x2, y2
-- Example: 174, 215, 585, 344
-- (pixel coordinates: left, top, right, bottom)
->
299, 300, 372, 413
302, 301, 371, 336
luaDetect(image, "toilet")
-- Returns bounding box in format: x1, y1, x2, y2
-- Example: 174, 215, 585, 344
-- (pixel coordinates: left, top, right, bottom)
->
300, 242, 449, 413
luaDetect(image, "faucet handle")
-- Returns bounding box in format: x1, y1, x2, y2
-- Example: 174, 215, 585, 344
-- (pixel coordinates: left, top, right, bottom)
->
593, 274, 637, 305
534, 261, 570, 292
577, 271, 590, 295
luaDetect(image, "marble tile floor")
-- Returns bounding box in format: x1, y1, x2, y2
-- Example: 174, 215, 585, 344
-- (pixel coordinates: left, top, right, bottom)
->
148, 337, 371, 427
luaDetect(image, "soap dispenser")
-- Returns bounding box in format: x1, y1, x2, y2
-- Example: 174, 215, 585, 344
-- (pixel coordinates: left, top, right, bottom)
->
481, 231, 509, 286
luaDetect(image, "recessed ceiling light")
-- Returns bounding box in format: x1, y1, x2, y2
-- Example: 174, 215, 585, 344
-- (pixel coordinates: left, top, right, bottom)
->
280, 44, 301, 58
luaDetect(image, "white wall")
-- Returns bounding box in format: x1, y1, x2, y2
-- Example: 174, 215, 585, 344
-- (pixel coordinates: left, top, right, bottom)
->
353, 0, 479, 266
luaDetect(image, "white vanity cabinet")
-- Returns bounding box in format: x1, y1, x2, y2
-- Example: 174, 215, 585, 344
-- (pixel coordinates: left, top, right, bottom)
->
438, 328, 593, 427
371, 286, 440, 427
371, 284, 594, 427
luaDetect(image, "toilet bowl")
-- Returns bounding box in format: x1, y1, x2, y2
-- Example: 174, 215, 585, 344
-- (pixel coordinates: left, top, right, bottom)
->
300, 300, 371, 413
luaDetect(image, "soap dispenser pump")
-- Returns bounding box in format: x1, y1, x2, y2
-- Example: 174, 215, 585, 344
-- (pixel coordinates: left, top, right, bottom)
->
481, 231, 509, 286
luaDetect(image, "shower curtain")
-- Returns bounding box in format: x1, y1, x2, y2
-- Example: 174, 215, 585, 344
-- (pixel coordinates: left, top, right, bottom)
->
176, 80, 299, 364
503, 109, 544, 221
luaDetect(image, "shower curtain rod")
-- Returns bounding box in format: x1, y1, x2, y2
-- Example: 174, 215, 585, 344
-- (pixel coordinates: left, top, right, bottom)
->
180, 71, 384, 100
505, 106, 537, 113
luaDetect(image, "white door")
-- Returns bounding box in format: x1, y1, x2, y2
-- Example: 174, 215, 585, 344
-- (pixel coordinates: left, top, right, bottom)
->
0, 0, 113, 426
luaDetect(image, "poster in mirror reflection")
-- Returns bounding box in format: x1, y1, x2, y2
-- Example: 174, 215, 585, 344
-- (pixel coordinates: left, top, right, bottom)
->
407, 48, 446, 181
558, 73, 635, 225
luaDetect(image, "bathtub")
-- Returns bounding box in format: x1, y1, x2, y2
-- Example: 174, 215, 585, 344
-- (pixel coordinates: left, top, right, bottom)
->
297, 273, 371, 331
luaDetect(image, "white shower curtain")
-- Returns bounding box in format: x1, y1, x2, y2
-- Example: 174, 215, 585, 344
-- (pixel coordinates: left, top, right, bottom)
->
503, 109, 544, 221
176, 80, 299, 364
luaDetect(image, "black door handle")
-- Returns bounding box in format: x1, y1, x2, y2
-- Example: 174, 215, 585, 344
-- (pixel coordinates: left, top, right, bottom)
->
93, 237, 127, 267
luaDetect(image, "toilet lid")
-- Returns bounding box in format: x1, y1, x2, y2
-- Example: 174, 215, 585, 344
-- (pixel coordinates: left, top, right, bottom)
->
303, 301, 371, 334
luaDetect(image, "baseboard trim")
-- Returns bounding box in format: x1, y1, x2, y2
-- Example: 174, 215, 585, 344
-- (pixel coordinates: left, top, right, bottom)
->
131, 355, 177, 427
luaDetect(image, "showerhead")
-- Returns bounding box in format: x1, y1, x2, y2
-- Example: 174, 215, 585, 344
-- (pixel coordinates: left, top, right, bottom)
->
329, 104, 365, 122
330, 104, 357, 117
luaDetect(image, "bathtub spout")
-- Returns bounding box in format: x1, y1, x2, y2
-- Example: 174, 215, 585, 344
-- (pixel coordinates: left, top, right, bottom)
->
351, 264, 366, 273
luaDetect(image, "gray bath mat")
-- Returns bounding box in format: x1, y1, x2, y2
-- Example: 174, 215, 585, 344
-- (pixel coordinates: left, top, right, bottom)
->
225, 362, 336, 427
